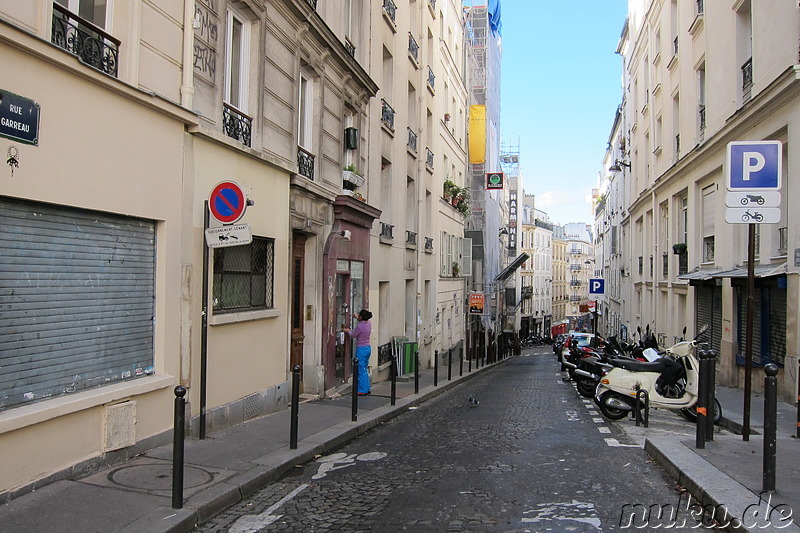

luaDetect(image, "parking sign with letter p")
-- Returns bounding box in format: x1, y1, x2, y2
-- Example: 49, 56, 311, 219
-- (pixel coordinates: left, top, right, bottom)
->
726, 141, 782, 191
589, 279, 605, 294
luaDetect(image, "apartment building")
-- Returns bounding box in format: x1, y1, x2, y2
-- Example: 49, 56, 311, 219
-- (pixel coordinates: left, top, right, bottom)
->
615, 0, 798, 400
551, 230, 569, 335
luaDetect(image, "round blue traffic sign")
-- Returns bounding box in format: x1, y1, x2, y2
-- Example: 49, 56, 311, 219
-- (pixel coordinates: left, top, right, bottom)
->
209, 181, 247, 224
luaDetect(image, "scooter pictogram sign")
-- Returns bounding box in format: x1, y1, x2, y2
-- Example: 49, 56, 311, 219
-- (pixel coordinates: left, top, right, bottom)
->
209, 181, 248, 224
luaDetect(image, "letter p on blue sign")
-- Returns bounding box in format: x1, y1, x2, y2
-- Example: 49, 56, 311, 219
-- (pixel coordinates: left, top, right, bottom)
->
726, 141, 782, 191
589, 279, 605, 294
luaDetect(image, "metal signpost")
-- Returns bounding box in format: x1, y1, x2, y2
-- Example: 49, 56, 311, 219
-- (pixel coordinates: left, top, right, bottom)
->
589, 279, 604, 336
725, 141, 782, 441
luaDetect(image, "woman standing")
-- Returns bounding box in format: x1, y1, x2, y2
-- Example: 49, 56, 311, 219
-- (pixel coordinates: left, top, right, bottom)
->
344, 309, 373, 395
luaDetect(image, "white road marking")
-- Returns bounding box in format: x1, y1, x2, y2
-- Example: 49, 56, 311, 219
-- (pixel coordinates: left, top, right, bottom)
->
228, 483, 309, 533
312, 451, 388, 479
598, 426, 611, 434
604, 437, 643, 448
592, 417, 604, 423
521, 500, 602, 529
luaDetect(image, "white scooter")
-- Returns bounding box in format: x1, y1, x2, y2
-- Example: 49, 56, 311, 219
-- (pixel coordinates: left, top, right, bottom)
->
594, 325, 722, 423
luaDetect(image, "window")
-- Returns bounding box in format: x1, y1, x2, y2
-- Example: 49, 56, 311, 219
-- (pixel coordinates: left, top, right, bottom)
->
55, 0, 109, 28
213, 237, 274, 312
52, 0, 119, 76
702, 185, 715, 262
225, 8, 250, 112
298, 71, 313, 150
697, 63, 706, 136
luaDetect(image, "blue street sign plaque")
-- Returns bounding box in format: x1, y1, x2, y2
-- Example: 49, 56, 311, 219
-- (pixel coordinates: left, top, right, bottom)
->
726, 141, 782, 191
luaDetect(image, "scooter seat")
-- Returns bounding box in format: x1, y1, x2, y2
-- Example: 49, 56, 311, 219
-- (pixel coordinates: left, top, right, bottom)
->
609, 358, 669, 373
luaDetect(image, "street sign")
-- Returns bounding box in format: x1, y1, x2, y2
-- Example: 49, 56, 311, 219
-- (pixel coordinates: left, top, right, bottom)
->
726, 141, 782, 191
205, 224, 253, 248
725, 191, 781, 208
724, 208, 781, 224
589, 279, 605, 294
469, 292, 485, 315
485, 172, 504, 190
208, 181, 248, 224
0, 89, 40, 145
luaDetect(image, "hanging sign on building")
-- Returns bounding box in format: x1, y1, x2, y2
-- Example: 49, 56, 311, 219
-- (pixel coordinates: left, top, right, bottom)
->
469, 292, 485, 315
486, 172, 504, 190
0, 89, 40, 145
508, 190, 518, 255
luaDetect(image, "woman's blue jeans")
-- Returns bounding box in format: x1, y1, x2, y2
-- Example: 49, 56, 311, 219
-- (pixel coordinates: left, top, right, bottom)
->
355, 346, 371, 393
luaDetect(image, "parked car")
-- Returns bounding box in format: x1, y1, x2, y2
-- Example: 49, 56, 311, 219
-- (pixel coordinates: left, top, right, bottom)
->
559, 332, 596, 369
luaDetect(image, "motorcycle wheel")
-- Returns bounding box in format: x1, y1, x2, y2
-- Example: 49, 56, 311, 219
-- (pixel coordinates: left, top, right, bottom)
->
576, 378, 596, 398
598, 392, 630, 420
680, 398, 723, 425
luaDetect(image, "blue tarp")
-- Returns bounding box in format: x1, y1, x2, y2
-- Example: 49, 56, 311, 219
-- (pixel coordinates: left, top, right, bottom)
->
488, 0, 502, 36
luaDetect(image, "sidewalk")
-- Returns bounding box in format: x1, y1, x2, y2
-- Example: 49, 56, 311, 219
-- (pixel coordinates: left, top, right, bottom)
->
645, 385, 800, 532
0, 350, 496, 533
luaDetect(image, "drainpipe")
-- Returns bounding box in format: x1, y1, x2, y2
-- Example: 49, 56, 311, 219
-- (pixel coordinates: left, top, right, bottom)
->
181, 0, 195, 109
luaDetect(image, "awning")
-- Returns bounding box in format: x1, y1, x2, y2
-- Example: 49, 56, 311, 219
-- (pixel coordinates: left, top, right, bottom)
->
494, 252, 530, 282
711, 262, 786, 279
676, 267, 723, 281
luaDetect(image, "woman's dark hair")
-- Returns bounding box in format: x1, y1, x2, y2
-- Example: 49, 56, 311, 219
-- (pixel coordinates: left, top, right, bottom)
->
358, 309, 373, 321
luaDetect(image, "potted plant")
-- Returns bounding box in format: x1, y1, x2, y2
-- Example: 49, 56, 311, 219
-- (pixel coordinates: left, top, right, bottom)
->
672, 243, 687, 255
343, 164, 365, 190
452, 262, 460, 277
443, 178, 456, 200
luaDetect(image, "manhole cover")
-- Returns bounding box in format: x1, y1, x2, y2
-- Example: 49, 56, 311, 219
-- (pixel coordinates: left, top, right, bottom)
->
108, 464, 214, 491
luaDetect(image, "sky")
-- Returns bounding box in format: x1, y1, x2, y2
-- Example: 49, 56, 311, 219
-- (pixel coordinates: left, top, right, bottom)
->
499, 1, 629, 226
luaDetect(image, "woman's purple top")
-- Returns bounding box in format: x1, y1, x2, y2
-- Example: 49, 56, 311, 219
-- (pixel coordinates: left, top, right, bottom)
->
349, 320, 372, 347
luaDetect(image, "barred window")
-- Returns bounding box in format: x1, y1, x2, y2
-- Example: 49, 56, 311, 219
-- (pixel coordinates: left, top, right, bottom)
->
213, 237, 274, 312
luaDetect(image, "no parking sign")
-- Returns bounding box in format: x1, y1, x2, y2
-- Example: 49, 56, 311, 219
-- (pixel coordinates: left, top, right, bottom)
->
208, 181, 249, 224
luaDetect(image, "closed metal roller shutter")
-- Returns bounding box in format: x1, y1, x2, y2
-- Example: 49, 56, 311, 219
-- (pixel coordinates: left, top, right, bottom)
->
737, 284, 786, 366
695, 284, 721, 354
0, 197, 155, 411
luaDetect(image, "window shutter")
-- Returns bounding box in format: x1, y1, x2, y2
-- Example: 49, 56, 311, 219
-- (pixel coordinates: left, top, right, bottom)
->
462, 238, 472, 277
702, 186, 715, 237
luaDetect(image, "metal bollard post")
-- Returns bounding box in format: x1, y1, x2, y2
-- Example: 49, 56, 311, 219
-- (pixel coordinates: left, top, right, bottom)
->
706, 350, 716, 441
434, 350, 439, 386
390, 356, 397, 406
448, 348, 452, 381
172, 386, 187, 510
796, 358, 799, 439
351, 357, 358, 422
695, 350, 708, 449
290, 365, 301, 449
468, 343, 473, 373
763, 363, 779, 492
459, 347, 463, 377
414, 350, 420, 394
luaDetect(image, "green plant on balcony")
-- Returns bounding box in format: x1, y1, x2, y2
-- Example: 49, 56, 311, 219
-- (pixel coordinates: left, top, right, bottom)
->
443, 178, 456, 200
452, 262, 460, 277
672, 242, 687, 255
454, 189, 470, 217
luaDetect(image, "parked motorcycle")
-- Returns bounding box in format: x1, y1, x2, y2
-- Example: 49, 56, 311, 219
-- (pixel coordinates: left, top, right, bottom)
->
594, 325, 722, 423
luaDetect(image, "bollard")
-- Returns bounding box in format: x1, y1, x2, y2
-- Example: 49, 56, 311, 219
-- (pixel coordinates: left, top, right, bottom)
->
706, 350, 717, 441
763, 363, 779, 492
414, 350, 420, 394
390, 356, 397, 406
434, 350, 439, 386
797, 358, 799, 439
172, 386, 187, 509
290, 365, 301, 450
468, 344, 473, 372
695, 350, 708, 449
459, 346, 463, 377
351, 357, 358, 422
635, 388, 649, 428
448, 348, 452, 381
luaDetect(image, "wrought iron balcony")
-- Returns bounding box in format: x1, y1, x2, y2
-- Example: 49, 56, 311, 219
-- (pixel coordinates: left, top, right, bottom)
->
569, 264, 581, 271
383, 0, 397, 25
408, 33, 419, 63
673, 36, 678, 56
699, 105, 706, 132
429, 0, 436, 10
297, 146, 315, 180
424, 237, 434, 253
223, 103, 253, 147
51, 3, 120, 77
663, 252, 669, 277
406, 230, 417, 246
381, 99, 395, 131
344, 38, 355, 58
305, 0, 317, 8
742, 57, 753, 91
407, 127, 418, 153
569, 295, 581, 302
426, 148, 434, 168
569, 280, 581, 287
427, 66, 435, 90
380, 222, 394, 239
675, 134, 681, 158
696, 0, 704, 14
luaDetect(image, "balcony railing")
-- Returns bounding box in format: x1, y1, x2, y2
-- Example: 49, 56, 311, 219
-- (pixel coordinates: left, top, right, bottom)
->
569, 264, 581, 271
663, 253, 669, 277
407, 127, 418, 153
675, 134, 680, 158
742, 57, 753, 92
569, 295, 581, 302
406, 230, 417, 246
429, 0, 436, 11
569, 280, 581, 287
305, 0, 317, 8
381, 99, 395, 131
51, 3, 120, 77
699, 105, 706, 132
638, 256, 643, 275
380, 222, 394, 239
678, 252, 688, 275
778, 226, 788, 256
696, 0, 704, 14
426, 148, 434, 168
673, 36, 678, 56
427, 66, 435, 90
297, 146, 315, 180
344, 37, 355, 58
383, 0, 397, 25
223, 103, 253, 147
424, 237, 434, 253
408, 32, 419, 62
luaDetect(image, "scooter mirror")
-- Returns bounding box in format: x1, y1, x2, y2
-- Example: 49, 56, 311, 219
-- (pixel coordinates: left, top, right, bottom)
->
695, 324, 709, 339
